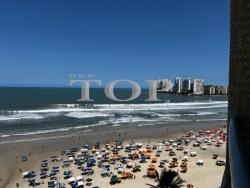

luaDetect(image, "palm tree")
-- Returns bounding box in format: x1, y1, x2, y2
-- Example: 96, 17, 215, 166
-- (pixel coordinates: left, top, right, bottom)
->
158, 168, 185, 188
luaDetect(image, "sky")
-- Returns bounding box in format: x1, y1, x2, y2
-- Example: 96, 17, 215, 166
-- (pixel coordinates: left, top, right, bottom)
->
0, 0, 230, 87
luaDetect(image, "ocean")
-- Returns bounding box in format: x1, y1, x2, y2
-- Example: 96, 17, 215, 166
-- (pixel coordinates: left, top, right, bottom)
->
0, 87, 228, 137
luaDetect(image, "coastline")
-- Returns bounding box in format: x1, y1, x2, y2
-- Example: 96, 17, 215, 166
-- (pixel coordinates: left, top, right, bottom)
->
0, 120, 226, 188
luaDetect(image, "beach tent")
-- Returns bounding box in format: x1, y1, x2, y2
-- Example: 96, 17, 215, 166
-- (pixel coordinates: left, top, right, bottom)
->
169, 139, 174, 143
197, 159, 204, 165
68, 177, 76, 183
69, 157, 74, 161
158, 143, 164, 146
190, 152, 197, 157
76, 176, 84, 181
81, 148, 88, 153
116, 146, 122, 149
139, 148, 147, 152
183, 156, 189, 161
22, 171, 30, 178
76, 152, 82, 156
136, 143, 142, 147
164, 142, 170, 146
172, 143, 177, 147
101, 169, 109, 176
101, 148, 107, 152
96, 154, 102, 159
117, 167, 124, 173
201, 145, 207, 150
48, 181, 55, 188
77, 181, 84, 187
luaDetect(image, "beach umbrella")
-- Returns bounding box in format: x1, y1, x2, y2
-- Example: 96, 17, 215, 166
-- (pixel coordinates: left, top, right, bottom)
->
121, 154, 128, 159
101, 169, 108, 175
63, 171, 71, 176
127, 162, 133, 167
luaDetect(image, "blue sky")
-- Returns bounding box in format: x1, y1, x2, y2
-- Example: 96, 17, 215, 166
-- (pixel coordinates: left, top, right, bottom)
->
0, 0, 230, 87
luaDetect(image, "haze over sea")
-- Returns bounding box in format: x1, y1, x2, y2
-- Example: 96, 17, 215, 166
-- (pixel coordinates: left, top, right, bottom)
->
0, 87, 227, 138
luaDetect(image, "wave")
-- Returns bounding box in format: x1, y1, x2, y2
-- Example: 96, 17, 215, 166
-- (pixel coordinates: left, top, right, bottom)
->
0, 101, 226, 122
196, 118, 227, 122
65, 112, 109, 119
0, 113, 45, 121
4, 101, 227, 113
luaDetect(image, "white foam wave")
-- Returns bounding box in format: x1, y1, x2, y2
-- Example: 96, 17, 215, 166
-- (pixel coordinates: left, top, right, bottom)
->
196, 119, 227, 122
0, 113, 44, 121
8, 101, 228, 114
65, 112, 109, 119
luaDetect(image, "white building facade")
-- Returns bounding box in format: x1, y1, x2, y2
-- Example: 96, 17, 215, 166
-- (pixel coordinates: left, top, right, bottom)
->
174, 77, 182, 93
193, 79, 204, 95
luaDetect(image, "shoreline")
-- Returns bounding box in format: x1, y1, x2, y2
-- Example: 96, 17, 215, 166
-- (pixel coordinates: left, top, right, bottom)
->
0, 120, 226, 151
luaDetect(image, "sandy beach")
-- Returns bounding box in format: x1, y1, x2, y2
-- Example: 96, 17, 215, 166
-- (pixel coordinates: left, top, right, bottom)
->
0, 121, 226, 188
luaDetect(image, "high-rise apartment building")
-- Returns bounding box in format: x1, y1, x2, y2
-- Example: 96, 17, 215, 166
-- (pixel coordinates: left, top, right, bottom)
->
174, 77, 182, 93
193, 79, 204, 95
182, 78, 192, 93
